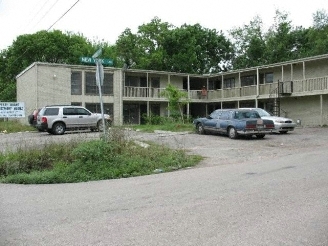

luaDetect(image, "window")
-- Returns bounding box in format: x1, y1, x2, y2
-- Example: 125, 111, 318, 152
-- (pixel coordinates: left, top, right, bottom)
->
85, 72, 97, 94
103, 73, 113, 95
241, 75, 256, 87
223, 78, 235, 88
123, 104, 139, 124
125, 76, 139, 86
63, 108, 76, 115
219, 111, 230, 120
265, 73, 273, 83
209, 79, 221, 90
85, 103, 113, 116
76, 107, 90, 115
71, 72, 82, 95
71, 102, 82, 106
151, 77, 160, 88
85, 72, 113, 95
44, 108, 59, 116
150, 104, 160, 115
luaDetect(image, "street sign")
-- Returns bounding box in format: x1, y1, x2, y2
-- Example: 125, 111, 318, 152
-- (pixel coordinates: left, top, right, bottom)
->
80, 57, 113, 66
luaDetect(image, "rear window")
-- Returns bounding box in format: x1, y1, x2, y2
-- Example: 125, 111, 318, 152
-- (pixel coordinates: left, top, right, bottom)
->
44, 108, 59, 116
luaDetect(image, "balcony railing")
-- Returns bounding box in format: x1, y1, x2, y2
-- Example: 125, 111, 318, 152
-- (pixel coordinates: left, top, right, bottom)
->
123, 76, 328, 100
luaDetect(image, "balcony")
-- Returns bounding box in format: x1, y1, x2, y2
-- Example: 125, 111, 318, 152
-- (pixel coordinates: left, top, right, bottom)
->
123, 76, 328, 101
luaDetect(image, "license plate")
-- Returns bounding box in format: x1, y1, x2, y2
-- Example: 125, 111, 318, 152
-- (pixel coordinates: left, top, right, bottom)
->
257, 125, 264, 129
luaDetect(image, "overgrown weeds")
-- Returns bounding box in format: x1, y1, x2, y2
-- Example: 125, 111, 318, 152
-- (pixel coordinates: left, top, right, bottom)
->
0, 127, 202, 184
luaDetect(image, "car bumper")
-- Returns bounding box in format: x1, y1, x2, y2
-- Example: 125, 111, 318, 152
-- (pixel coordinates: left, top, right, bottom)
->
273, 123, 297, 132
237, 129, 273, 135
36, 122, 48, 131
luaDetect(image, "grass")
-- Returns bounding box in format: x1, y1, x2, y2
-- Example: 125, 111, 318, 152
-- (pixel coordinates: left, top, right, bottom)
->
0, 126, 202, 184
0, 119, 36, 133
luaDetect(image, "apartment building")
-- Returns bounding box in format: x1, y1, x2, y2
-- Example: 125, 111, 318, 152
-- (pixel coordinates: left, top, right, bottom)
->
16, 53, 328, 126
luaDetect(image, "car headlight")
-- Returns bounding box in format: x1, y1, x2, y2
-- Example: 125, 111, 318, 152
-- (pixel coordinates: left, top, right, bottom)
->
104, 115, 111, 120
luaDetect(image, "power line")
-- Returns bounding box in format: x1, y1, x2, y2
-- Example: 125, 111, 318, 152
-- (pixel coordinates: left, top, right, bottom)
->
31, 0, 60, 31
22, 0, 53, 33
9, 0, 81, 67
47, 0, 80, 30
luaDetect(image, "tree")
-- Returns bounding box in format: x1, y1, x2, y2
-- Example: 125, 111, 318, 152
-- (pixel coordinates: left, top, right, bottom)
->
264, 10, 300, 63
229, 16, 266, 69
164, 24, 233, 73
0, 30, 94, 101
116, 18, 233, 74
116, 17, 172, 70
305, 9, 328, 56
161, 84, 189, 123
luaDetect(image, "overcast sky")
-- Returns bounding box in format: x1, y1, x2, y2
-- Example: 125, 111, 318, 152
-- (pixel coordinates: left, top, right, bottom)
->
0, 0, 327, 50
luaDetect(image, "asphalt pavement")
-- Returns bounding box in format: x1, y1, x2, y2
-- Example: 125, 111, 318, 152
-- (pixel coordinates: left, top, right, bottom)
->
1, 128, 328, 245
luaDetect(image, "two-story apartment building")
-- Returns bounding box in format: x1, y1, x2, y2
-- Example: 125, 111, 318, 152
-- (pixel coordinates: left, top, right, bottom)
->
16, 53, 328, 127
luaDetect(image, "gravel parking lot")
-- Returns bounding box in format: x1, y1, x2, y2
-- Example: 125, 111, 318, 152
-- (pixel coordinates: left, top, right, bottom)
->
1, 126, 327, 168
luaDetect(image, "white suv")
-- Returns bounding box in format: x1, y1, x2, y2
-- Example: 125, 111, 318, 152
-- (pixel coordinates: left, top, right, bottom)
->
36, 105, 112, 135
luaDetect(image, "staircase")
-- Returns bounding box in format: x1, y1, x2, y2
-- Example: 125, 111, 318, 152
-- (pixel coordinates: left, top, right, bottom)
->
269, 80, 293, 117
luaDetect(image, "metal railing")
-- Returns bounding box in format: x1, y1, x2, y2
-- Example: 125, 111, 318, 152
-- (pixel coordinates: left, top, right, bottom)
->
122, 76, 328, 100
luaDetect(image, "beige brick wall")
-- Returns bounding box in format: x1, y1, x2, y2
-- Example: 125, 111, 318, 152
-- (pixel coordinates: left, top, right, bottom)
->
280, 95, 328, 126
17, 65, 38, 124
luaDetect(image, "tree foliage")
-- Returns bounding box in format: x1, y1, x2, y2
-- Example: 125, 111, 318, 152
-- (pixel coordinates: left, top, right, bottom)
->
0, 30, 97, 101
161, 84, 189, 123
1, 9, 328, 102
116, 17, 233, 73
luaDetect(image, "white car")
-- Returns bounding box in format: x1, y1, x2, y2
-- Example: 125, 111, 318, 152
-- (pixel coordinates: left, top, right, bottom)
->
36, 105, 112, 135
241, 108, 297, 134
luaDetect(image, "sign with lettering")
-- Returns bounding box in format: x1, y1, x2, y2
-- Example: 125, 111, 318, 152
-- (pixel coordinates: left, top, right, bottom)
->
0, 102, 25, 118
80, 57, 113, 66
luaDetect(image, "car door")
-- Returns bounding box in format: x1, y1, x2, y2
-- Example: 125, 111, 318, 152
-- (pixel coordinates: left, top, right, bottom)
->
218, 111, 232, 133
75, 107, 94, 127
62, 107, 80, 128
203, 110, 221, 133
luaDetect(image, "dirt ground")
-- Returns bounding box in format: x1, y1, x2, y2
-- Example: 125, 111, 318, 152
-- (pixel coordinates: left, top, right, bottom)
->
1, 126, 327, 168
129, 126, 328, 167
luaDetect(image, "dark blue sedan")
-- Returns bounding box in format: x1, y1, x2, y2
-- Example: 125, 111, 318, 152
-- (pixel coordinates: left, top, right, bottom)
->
193, 109, 274, 139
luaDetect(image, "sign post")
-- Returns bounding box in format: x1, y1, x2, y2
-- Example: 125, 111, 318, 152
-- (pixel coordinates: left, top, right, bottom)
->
92, 48, 107, 140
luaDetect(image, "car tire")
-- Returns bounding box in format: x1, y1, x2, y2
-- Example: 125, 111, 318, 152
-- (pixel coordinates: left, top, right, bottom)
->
196, 123, 205, 134
228, 127, 238, 139
52, 122, 65, 135
256, 134, 265, 139
97, 120, 109, 132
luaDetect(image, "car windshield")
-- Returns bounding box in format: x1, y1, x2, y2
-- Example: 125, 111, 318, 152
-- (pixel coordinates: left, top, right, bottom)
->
255, 108, 272, 117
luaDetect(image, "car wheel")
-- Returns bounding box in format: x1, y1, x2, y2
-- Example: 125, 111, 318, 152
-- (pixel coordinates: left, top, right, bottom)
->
97, 120, 109, 132
228, 127, 238, 139
256, 134, 265, 139
196, 123, 205, 134
52, 122, 65, 135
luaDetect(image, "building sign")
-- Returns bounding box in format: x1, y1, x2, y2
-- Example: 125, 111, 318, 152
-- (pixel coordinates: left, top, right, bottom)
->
0, 102, 25, 118
80, 57, 113, 66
